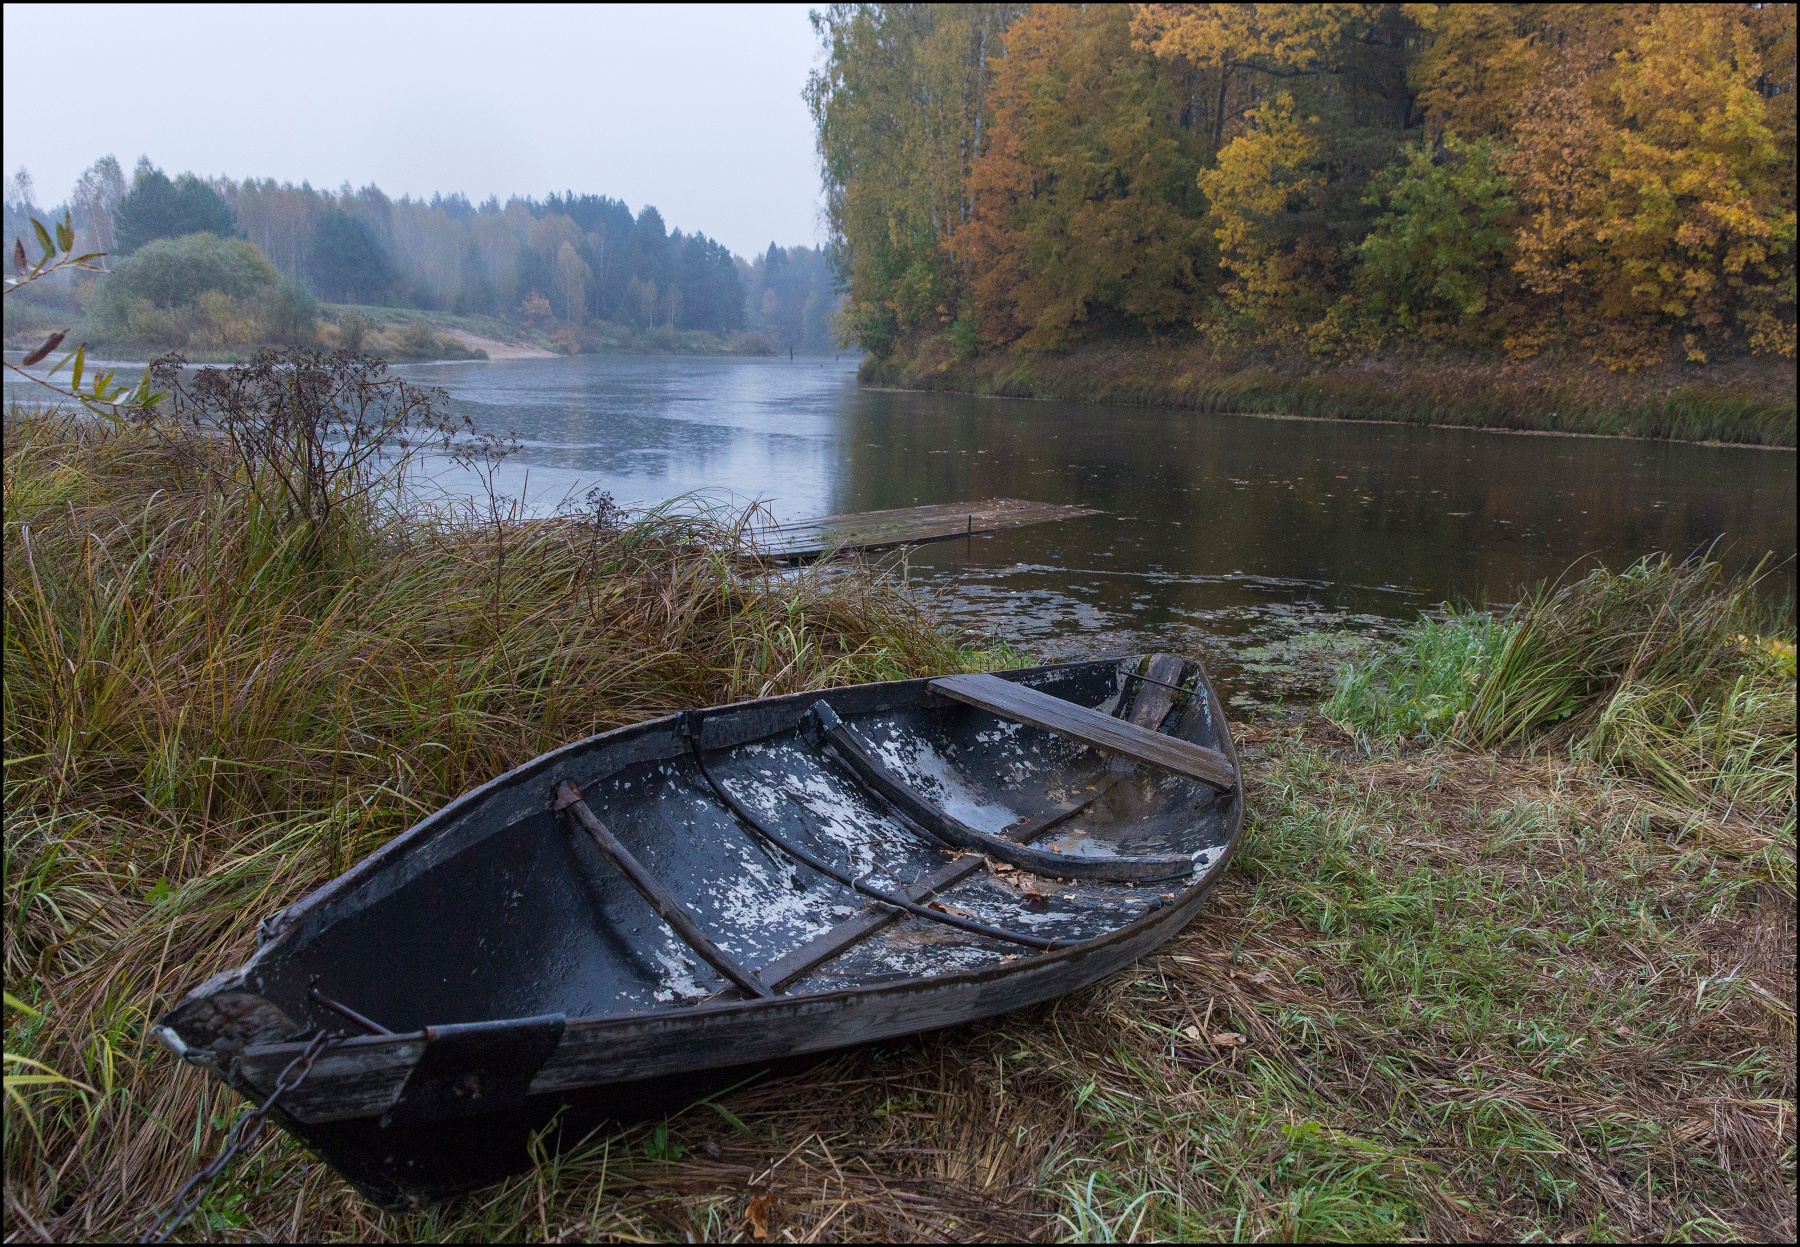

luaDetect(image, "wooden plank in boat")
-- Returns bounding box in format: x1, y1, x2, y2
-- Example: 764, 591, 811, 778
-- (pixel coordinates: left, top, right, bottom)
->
753, 497, 1099, 562
931, 673, 1236, 791
1113, 654, 1189, 774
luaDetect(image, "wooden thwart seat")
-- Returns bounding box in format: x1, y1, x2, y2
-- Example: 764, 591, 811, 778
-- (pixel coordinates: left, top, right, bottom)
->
930, 672, 1235, 792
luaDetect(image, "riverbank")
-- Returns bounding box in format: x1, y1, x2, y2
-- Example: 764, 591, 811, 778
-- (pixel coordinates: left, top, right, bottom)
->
4, 406, 1792, 1239
3, 304, 784, 366
863, 336, 1799, 448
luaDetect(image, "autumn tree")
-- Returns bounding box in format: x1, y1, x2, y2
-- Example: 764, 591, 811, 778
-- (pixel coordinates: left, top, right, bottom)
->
807, 3, 1023, 355
1407, 4, 1656, 142
956, 4, 1210, 349
1509, 3, 1796, 365
1356, 133, 1519, 344
554, 241, 590, 326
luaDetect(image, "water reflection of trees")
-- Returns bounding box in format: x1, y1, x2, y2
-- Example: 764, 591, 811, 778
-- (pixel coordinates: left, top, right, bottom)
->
839, 392, 1796, 618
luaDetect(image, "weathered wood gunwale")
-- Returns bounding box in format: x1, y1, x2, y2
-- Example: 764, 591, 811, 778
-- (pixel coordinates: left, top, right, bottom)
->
156, 654, 1243, 1208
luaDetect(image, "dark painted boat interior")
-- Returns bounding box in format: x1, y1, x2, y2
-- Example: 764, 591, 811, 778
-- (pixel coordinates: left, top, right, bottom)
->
225, 658, 1235, 1039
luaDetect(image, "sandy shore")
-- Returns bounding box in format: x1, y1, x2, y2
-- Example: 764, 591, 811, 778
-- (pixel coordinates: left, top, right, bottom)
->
443, 328, 557, 359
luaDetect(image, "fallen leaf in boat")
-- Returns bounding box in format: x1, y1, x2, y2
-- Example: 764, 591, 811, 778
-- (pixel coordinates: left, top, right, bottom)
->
746, 1192, 771, 1239
1212, 1032, 1247, 1047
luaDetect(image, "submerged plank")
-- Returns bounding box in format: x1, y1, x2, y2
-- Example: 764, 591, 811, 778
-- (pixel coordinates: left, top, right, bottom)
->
931, 673, 1236, 792
754, 498, 1099, 562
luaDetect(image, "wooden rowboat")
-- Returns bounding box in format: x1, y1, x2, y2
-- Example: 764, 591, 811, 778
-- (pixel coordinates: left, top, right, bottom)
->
155, 653, 1244, 1208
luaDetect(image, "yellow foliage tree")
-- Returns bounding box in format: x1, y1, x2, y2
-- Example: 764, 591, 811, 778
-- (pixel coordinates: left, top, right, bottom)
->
1197, 93, 1332, 337
955, 3, 1210, 349
1511, 3, 1796, 365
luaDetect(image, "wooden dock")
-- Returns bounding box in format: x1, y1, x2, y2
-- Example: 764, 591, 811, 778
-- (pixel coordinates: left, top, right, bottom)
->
753, 497, 1100, 563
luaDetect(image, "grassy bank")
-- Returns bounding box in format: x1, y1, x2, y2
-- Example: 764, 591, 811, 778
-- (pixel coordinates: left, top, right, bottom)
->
863, 336, 1798, 448
5, 404, 1793, 1238
4, 304, 781, 367
0, 406, 998, 1239
318, 305, 784, 361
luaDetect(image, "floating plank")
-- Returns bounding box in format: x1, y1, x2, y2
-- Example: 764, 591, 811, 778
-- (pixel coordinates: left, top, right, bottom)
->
931, 673, 1236, 792
754, 497, 1099, 563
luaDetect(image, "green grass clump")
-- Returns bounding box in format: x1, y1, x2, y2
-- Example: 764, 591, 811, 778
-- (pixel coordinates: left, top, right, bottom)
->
1322, 611, 1514, 740
2, 406, 1002, 1237
1327, 555, 1797, 831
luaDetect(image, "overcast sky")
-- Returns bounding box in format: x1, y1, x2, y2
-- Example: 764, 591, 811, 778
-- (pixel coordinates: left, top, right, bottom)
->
2, 3, 825, 259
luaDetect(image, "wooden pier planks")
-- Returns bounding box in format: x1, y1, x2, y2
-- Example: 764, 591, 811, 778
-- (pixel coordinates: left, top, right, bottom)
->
753, 497, 1099, 562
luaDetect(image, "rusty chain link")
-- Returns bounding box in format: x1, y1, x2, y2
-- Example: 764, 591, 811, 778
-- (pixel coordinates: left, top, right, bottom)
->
139, 1030, 334, 1244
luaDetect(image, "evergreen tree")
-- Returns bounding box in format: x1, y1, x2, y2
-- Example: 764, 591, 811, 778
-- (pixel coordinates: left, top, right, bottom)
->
113, 165, 235, 253
310, 209, 393, 304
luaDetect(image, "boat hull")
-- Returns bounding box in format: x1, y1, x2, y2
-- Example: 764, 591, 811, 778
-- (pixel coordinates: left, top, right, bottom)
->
157, 656, 1244, 1208
273, 877, 1224, 1207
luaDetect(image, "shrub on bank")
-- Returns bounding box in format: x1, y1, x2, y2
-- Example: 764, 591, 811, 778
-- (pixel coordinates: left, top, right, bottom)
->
316, 309, 485, 360
88, 232, 318, 351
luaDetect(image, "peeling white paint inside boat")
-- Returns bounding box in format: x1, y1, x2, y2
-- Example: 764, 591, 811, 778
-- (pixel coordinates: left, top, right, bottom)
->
871, 733, 1018, 834
783, 774, 905, 880
710, 850, 829, 949
652, 944, 708, 1000
1191, 844, 1225, 872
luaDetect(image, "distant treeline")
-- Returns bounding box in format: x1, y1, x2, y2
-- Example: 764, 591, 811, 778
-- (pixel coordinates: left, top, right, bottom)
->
808, 3, 1796, 369
3, 159, 840, 351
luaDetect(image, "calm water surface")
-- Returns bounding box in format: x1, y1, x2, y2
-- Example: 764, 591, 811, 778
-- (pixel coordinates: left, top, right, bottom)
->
324, 355, 1800, 704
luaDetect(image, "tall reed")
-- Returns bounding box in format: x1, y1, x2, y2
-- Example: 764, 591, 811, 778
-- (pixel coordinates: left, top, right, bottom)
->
1326, 554, 1796, 829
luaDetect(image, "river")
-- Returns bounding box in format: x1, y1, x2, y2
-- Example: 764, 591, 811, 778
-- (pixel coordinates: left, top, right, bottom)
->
13, 352, 1789, 708
383, 353, 1793, 709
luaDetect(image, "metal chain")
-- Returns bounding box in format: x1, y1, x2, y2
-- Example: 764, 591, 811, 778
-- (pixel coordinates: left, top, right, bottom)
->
139, 1030, 334, 1245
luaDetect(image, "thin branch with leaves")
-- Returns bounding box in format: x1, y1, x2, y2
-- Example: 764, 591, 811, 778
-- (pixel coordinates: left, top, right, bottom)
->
5, 210, 167, 419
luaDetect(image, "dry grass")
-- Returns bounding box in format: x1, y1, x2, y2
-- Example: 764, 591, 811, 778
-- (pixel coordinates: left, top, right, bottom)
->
4, 409, 1793, 1242
20, 717, 1786, 1243
1, 409, 1002, 1242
